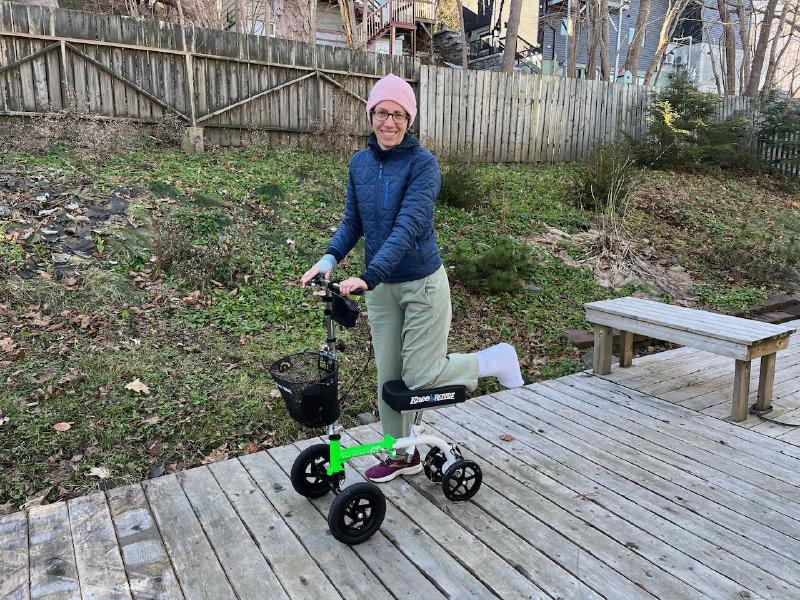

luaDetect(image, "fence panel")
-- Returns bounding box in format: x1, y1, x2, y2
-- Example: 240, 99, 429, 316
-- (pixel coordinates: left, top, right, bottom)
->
3, 3, 793, 166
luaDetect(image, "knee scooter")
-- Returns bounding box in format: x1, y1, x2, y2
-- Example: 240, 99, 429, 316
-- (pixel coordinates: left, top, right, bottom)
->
269, 275, 482, 545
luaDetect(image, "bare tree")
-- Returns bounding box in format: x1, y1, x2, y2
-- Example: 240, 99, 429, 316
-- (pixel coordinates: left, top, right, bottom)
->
339, 0, 359, 48
566, 0, 578, 77
707, 28, 725, 93
717, 0, 737, 94
501, 0, 523, 72
623, 0, 653, 79
586, 0, 599, 78
597, 0, 611, 80
274, 0, 313, 43
745, 0, 780, 95
457, 0, 468, 69
644, 0, 690, 85
765, 0, 799, 90
736, 0, 753, 92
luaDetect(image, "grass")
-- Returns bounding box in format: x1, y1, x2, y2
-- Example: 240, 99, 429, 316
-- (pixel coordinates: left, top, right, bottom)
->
1, 142, 798, 509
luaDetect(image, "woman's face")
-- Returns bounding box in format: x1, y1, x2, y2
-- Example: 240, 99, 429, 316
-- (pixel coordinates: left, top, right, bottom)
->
371, 100, 409, 150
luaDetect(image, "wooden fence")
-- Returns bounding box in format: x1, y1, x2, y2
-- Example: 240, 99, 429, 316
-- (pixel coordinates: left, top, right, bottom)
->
417, 65, 754, 163
0, 2, 418, 147
1, 3, 794, 167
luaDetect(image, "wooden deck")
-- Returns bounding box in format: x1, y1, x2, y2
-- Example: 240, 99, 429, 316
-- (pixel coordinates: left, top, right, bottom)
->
2, 325, 800, 599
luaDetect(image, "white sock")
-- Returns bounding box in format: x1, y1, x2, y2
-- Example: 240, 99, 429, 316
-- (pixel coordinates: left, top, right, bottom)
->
476, 343, 524, 388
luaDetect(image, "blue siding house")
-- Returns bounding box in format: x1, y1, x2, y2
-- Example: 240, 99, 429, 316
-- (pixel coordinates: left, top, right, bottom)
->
537, 0, 744, 92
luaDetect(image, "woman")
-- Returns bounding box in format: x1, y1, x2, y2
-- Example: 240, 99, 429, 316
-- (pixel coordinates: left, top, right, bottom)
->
301, 73, 523, 482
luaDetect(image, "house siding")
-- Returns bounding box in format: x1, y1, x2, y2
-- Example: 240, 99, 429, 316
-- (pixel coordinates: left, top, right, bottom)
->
539, 0, 739, 80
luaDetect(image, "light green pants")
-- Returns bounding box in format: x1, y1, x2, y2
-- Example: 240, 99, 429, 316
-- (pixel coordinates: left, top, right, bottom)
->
365, 265, 479, 446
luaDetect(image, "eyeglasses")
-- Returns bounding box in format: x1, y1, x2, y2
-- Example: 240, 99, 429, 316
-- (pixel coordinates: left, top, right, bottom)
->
371, 108, 408, 124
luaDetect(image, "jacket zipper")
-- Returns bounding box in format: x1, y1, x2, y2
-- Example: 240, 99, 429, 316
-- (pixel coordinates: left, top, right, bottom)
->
383, 179, 389, 209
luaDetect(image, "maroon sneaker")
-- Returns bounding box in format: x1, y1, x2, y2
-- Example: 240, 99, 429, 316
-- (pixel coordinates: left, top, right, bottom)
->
365, 449, 423, 483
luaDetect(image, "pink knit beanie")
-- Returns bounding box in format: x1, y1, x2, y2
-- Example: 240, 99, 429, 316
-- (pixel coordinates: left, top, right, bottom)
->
366, 73, 417, 126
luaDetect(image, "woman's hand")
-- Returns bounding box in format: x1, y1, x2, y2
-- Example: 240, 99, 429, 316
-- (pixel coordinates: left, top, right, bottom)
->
338, 277, 368, 296
300, 265, 330, 287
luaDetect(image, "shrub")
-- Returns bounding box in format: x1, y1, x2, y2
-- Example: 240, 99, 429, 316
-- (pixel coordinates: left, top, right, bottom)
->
576, 141, 641, 216
756, 90, 800, 173
438, 163, 483, 210
450, 237, 534, 294
637, 74, 752, 169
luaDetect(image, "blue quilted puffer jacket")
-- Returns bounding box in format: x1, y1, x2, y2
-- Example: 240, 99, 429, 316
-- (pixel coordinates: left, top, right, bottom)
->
326, 133, 443, 290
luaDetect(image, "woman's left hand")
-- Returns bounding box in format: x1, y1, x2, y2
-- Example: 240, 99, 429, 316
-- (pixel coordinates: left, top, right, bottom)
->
338, 277, 368, 296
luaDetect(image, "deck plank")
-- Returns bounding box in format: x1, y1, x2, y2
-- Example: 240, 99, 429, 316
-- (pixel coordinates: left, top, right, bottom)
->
561, 375, 800, 503
105, 484, 183, 600
427, 404, 800, 600
582, 372, 800, 461
143, 474, 238, 600
418, 411, 706, 599
176, 466, 289, 600
67, 493, 132, 600
28, 502, 81, 600
0, 511, 29, 600
515, 383, 800, 540
487, 389, 800, 570
239, 450, 396, 600
207, 458, 343, 600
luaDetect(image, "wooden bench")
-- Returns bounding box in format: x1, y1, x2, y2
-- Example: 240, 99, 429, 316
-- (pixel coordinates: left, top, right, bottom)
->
584, 297, 797, 422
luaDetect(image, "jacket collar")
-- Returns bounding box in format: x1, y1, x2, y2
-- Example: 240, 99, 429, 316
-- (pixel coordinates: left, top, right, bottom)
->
367, 132, 419, 161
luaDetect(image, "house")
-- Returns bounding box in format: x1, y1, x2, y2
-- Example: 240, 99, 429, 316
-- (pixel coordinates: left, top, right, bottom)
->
538, 0, 744, 91
221, 0, 437, 56
461, 0, 540, 70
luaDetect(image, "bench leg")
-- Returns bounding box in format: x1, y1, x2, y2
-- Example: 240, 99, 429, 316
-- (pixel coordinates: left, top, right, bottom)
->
593, 325, 613, 375
620, 331, 634, 368
731, 359, 752, 422
756, 353, 777, 412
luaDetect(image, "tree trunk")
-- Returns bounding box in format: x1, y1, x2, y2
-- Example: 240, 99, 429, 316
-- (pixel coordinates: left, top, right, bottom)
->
707, 34, 725, 93
763, 0, 795, 91
745, 0, 779, 95
718, 0, 737, 94
622, 0, 652, 79
339, 0, 359, 48
586, 0, 598, 78
599, 0, 611, 80
275, 0, 314, 43
566, 0, 578, 77
643, 0, 689, 85
236, 0, 246, 33
457, 0, 468, 69
736, 0, 752, 93
501, 0, 523, 72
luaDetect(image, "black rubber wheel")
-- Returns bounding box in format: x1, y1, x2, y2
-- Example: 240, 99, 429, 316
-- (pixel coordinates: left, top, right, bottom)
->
290, 443, 332, 498
423, 447, 447, 482
442, 459, 482, 502
328, 482, 386, 545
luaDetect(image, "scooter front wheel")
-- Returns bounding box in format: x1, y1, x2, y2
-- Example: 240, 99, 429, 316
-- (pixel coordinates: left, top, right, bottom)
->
290, 443, 333, 498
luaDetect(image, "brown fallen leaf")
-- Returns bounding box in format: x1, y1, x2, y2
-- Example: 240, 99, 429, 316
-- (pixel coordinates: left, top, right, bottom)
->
269, 389, 282, 399
53, 422, 72, 432
0, 337, 16, 354
141, 414, 161, 425
499, 433, 515, 442
89, 466, 111, 479
242, 442, 260, 455
125, 378, 150, 395
202, 447, 228, 464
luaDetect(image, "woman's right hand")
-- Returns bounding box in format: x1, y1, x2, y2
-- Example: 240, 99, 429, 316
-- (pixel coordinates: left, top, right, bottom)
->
300, 266, 331, 287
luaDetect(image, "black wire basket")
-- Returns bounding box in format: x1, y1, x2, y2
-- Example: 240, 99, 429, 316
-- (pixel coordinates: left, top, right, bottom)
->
269, 351, 340, 427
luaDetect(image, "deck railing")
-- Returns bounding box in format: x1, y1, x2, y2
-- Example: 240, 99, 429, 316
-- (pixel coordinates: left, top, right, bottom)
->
355, 0, 435, 47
